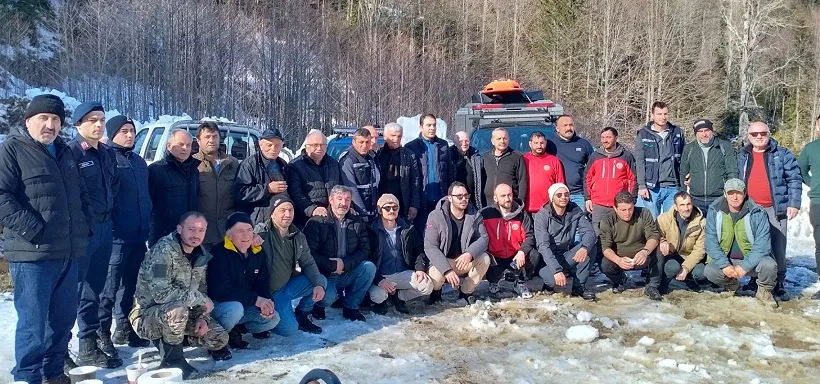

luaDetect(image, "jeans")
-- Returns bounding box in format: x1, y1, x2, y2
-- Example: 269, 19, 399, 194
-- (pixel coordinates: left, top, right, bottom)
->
211, 301, 280, 334
272, 274, 328, 336
704, 257, 777, 289
761, 206, 788, 282
570, 194, 586, 213
77, 220, 114, 339
99, 241, 146, 331
811, 204, 820, 272
320, 261, 377, 310
601, 250, 663, 288
640, 185, 677, 218
538, 242, 591, 289
691, 197, 717, 216
10, 259, 79, 383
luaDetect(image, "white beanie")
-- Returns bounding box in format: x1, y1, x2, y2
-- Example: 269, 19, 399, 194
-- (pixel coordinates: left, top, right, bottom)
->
548, 183, 570, 202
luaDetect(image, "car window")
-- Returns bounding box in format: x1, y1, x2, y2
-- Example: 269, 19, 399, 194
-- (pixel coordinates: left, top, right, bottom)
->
133, 129, 148, 154
470, 125, 556, 154
145, 127, 166, 161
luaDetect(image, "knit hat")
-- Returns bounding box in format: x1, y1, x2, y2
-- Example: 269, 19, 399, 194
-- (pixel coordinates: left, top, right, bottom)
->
260, 127, 284, 141
225, 212, 253, 231
270, 194, 294, 211
548, 183, 569, 202
72, 102, 104, 124
724, 178, 746, 193
693, 119, 713, 133
25, 94, 66, 125
377, 193, 400, 209
105, 115, 135, 140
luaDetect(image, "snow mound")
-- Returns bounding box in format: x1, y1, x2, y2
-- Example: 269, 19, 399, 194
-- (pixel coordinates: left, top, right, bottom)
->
637, 336, 655, 347
575, 311, 593, 323
565, 325, 598, 343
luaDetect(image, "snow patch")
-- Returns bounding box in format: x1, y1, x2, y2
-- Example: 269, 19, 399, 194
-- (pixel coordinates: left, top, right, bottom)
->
565, 325, 598, 343
637, 336, 655, 347
575, 311, 593, 323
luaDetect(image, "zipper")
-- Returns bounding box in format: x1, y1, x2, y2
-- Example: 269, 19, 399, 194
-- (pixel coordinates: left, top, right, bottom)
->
703, 147, 708, 197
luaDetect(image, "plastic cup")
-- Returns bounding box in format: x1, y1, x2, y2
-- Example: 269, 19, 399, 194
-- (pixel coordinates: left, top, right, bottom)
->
68, 366, 97, 383
126, 363, 148, 384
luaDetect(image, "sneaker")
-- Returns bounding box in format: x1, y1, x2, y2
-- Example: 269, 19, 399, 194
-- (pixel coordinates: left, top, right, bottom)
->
458, 291, 477, 306
296, 311, 323, 334
644, 286, 662, 301
389, 295, 410, 314
96, 330, 119, 359
812, 290, 820, 300
311, 306, 326, 320
755, 286, 779, 308
371, 300, 389, 315
488, 283, 501, 295
252, 331, 271, 339
425, 290, 442, 305
43, 374, 71, 384
773, 281, 790, 301
342, 308, 366, 322
228, 328, 249, 349
514, 282, 533, 299
209, 347, 232, 361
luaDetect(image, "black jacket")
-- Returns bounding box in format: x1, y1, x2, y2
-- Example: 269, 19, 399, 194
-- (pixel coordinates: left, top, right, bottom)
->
368, 218, 428, 283
110, 143, 152, 243
67, 136, 119, 221
302, 213, 371, 276
405, 135, 454, 208
148, 153, 200, 246
0, 127, 93, 262
339, 147, 380, 218
206, 239, 270, 306
234, 152, 289, 225
287, 151, 342, 226
450, 145, 484, 210
681, 138, 738, 200
481, 147, 528, 207
375, 145, 421, 217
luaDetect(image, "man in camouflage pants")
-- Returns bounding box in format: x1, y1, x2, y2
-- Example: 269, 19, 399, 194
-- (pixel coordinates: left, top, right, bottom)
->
130, 212, 228, 379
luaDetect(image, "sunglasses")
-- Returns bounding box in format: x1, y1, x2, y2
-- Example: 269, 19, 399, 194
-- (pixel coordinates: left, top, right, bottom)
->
748, 131, 768, 137
381, 205, 399, 212
450, 194, 470, 200
553, 192, 569, 198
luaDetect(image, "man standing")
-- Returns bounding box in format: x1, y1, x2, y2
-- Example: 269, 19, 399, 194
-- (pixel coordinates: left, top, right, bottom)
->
405, 114, 454, 231
368, 194, 433, 314
363, 124, 380, 153
375, 122, 420, 220
288, 130, 342, 227
425, 182, 491, 306
258, 195, 326, 335
130, 212, 228, 380
534, 184, 596, 300
235, 127, 289, 225
0, 95, 93, 384
68, 102, 122, 368
194, 122, 239, 248
548, 115, 594, 211
703, 179, 778, 307
207, 212, 280, 360
656, 191, 707, 293
480, 184, 537, 299
340, 128, 380, 222
148, 129, 199, 245
450, 131, 483, 210
584, 127, 637, 228
737, 122, 802, 299
303, 186, 375, 322
523, 131, 564, 213
680, 119, 738, 214
481, 128, 527, 207
798, 115, 820, 300
634, 102, 685, 217
599, 191, 663, 300
101, 115, 152, 350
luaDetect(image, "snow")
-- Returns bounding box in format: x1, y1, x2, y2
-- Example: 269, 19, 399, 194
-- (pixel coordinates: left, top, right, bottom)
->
575, 310, 593, 322
637, 336, 655, 347
396, 115, 449, 145
565, 325, 598, 343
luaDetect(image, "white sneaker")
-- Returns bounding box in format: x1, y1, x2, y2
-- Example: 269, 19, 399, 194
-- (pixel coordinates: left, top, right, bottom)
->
488, 283, 500, 294
515, 282, 533, 299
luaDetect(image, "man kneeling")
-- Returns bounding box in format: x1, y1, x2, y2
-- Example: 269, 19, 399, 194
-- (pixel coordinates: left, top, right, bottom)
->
130, 212, 228, 379
704, 179, 777, 306
657, 191, 708, 293
534, 183, 597, 300
207, 212, 280, 359
368, 194, 434, 314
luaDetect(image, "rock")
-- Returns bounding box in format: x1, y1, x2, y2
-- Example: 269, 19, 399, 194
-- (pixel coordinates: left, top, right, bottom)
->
576, 311, 593, 322
728, 359, 738, 366
658, 359, 678, 369
565, 325, 599, 343
678, 363, 696, 372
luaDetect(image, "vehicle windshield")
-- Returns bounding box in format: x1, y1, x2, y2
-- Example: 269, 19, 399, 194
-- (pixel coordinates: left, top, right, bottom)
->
469, 124, 556, 154
327, 136, 385, 160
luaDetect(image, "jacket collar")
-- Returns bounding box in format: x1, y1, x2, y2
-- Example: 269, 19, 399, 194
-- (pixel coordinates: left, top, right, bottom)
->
223, 236, 262, 255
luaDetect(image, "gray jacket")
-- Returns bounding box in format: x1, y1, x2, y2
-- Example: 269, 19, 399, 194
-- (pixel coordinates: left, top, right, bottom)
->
423, 197, 489, 274
534, 202, 597, 273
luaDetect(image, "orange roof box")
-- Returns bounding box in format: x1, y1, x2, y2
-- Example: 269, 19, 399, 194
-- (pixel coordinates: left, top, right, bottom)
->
481, 79, 523, 94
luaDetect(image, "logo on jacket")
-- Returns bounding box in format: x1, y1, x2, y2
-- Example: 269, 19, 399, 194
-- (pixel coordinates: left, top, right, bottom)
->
80, 141, 90, 150
511, 223, 520, 231
543, 165, 551, 172
616, 163, 623, 169
79, 161, 94, 169
575, 148, 582, 152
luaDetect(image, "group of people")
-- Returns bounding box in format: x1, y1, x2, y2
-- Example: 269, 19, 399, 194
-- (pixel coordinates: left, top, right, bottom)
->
1, 95, 819, 384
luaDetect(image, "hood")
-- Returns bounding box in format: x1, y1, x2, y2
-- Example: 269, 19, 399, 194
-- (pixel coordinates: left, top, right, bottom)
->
595, 142, 625, 158
498, 200, 524, 220
435, 196, 476, 216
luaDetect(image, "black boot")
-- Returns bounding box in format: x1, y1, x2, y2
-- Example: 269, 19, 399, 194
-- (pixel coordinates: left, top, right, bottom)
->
389, 295, 410, 314
371, 300, 389, 315
96, 329, 119, 359
252, 331, 271, 339
684, 278, 702, 292
296, 310, 323, 334
111, 321, 130, 345
155, 339, 198, 380
63, 351, 77, 375
773, 280, 790, 301
209, 346, 232, 361
658, 278, 672, 295
43, 373, 71, 384
342, 307, 366, 322
75, 336, 123, 369
571, 287, 596, 301
644, 286, 662, 301
127, 329, 151, 348
311, 306, 326, 320
425, 289, 442, 305
458, 291, 477, 306
228, 327, 249, 349
741, 277, 759, 294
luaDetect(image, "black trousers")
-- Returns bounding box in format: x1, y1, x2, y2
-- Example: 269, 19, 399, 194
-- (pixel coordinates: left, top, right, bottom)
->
601, 250, 663, 288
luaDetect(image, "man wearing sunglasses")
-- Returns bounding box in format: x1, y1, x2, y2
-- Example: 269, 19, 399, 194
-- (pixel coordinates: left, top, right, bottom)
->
367, 194, 433, 314
798, 115, 820, 300
737, 122, 802, 300
425, 182, 490, 306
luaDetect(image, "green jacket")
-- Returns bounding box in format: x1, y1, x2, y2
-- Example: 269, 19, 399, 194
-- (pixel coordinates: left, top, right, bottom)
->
704, 198, 771, 272
680, 138, 738, 199
798, 139, 820, 205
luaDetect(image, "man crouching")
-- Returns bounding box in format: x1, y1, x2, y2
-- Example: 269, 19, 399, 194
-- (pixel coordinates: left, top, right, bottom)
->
129, 212, 228, 379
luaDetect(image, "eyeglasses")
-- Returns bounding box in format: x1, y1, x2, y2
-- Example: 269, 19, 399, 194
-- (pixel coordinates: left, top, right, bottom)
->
553, 192, 569, 198
748, 131, 768, 137
450, 194, 470, 200
381, 205, 398, 212
306, 143, 327, 148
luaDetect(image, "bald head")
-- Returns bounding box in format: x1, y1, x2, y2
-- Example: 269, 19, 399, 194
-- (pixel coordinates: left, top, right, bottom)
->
747, 121, 771, 150
167, 129, 193, 162
493, 183, 513, 211
455, 131, 470, 153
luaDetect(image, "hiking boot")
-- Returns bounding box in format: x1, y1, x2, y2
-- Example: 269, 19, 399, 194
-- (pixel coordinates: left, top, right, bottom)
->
458, 291, 477, 306
209, 347, 232, 361
155, 340, 198, 380
252, 331, 271, 339
342, 308, 366, 322
389, 295, 410, 314
75, 336, 123, 369
311, 306, 326, 320
571, 287, 596, 301
425, 289, 442, 305
514, 281, 533, 299
773, 280, 790, 301
96, 329, 119, 359
644, 286, 662, 301
228, 328, 249, 350
43, 373, 71, 384
755, 286, 779, 308
658, 279, 672, 295
725, 278, 741, 294
63, 351, 77, 375
111, 321, 130, 345
296, 310, 323, 334
684, 278, 702, 292
812, 290, 820, 300
488, 283, 501, 295
740, 277, 758, 294
611, 284, 626, 294
371, 300, 389, 315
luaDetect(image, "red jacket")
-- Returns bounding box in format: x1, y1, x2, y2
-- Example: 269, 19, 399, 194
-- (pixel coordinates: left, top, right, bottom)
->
584, 145, 637, 207
523, 152, 565, 213
479, 202, 535, 259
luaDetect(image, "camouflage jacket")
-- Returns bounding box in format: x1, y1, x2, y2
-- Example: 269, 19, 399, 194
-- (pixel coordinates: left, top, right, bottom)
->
133, 232, 212, 316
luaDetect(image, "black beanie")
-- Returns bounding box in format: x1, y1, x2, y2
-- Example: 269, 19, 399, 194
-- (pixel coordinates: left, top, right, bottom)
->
25, 94, 66, 125
72, 102, 104, 124
106, 115, 135, 140
225, 212, 253, 231
270, 194, 294, 211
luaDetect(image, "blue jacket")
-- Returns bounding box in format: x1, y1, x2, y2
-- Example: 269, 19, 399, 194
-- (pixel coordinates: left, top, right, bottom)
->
705, 197, 771, 272
405, 135, 454, 209
737, 139, 802, 218
547, 134, 593, 195
110, 143, 152, 244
